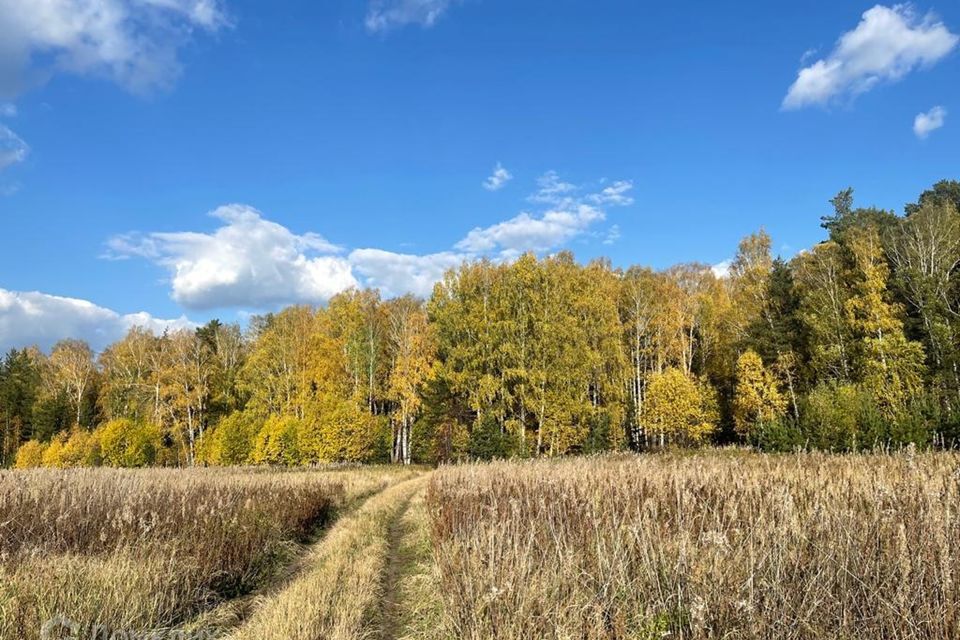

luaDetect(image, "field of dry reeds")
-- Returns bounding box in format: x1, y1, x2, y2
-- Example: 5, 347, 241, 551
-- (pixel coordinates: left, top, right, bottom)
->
428, 452, 960, 640
0, 465, 418, 639
2, 452, 959, 640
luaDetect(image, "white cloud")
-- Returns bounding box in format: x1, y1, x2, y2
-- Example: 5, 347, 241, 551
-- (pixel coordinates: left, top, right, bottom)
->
783, 5, 958, 109
456, 207, 604, 257
0, 103, 15, 117
108, 171, 634, 308
603, 224, 621, 245
800, 48, 820, 65
0, 287, 193, 352
0, 0, 230, 98
710, 259, 733, 278
588, 180, 635, 207
482, 162, 512, 191
711, 260, 732, 279
365, 0, 457, 33
458, 172, 633, 258
914, 105, 946, 138
349, 249, 463, 298
0, 124, 28, 171
528, 170, 577, 205
106, 204, 358, 310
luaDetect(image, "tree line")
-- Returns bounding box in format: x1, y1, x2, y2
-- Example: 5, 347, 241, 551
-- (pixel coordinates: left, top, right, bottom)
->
4, 180, 960, 467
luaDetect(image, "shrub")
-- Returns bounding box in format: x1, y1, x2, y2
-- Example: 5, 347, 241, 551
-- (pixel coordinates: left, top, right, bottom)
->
303, 398, 385, 464
13, 440, 45, 469
753, 417, 806, 452
198, 412, 259, 465
60, 428, 101, 467
412, 418, 468, 464
800, 383, 869, 451
40, 432, 69, 467
798, 382, 934, 451
251, 415, 302, 465
96, 419, 163, 467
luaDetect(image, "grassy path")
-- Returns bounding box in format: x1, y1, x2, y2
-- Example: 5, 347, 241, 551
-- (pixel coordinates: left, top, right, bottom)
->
377, 491, 411, 640
378, 483, 445, 640
221, 473, 440, 640
179, 470, 422, 636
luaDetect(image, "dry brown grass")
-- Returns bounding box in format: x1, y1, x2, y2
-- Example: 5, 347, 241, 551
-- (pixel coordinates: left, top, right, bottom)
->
6, 453, 958, 640
0, 465, 416, 640
428, 452, 960, 639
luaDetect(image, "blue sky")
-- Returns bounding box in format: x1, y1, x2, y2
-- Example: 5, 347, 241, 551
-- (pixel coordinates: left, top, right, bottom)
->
0, 0, 958, 351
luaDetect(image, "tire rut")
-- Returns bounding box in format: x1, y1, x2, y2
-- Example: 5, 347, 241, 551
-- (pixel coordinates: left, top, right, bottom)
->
378, 489, 416, 640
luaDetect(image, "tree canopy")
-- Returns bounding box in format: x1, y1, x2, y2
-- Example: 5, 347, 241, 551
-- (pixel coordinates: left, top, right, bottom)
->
6, 181, 960, 466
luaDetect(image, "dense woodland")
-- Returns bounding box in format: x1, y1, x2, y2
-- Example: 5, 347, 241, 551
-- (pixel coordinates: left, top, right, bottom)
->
4, 180, 960, 467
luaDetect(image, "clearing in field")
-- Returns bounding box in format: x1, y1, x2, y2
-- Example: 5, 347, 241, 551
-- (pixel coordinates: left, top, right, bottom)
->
2, 451, 959, 639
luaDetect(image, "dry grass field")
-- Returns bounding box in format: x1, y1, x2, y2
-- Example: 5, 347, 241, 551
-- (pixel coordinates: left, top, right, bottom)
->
2, 452, 959, 639
0, 466, 420, 640
429, 452, 960, 639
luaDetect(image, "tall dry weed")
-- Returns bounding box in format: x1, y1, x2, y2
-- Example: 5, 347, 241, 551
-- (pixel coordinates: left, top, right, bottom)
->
429, 452, 960, 639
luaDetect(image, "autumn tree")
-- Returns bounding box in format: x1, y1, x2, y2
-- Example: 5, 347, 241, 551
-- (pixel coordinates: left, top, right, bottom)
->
386, 296, 434, 464
888, 199, 960, 408
327, 289, 390, 413
241, 306, 315, 419
48, 339, 97, 428
733, 349, 787, 439
98, 327, 159, 422
161, 328, 214, 465
642, 368, 718, 446
729, 230, 774, 344
197, 319, 248, 420
793, 241, 855, 382
844, 226, 925, 413
619, 267, 660, 447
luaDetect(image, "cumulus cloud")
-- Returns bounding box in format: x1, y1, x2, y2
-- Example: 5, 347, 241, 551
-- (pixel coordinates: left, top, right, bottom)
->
0, 287, 193, 352
456, 207, 604, 257
107, 171, 633, 308
711, 260, 732, 279
106, 204, 358, 310
482, 162, 512, 191
783, 5, 958, 109
0, 124, 28, 171
0, 0, 230, 99
349, 249, 463, 298
458, 172, 634, 258
914, 105, 946, 138
365, 0, 457, 32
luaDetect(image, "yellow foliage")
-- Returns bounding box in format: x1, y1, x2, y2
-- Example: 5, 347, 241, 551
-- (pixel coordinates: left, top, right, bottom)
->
250, 415, 302, 465
643, 368, 718, 444
733, 350, 787, 437
96, 419, 163, 468
61, 428, 101, 466
14, 439, 45, 468
41, 431, 70, 467
198, 412, 258, 465
303, 397, 385, 463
